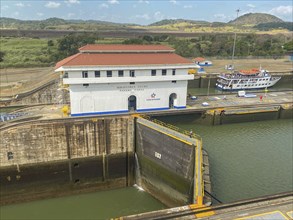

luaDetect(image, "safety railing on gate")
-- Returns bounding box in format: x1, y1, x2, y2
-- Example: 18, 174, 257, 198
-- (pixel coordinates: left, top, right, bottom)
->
139, 114, 202, 141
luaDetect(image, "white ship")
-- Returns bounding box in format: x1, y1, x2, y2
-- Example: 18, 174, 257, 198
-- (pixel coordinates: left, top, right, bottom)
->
216, 68, 281, 91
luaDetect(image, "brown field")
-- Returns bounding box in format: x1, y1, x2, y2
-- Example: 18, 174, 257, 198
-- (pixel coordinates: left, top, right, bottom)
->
205, 58, 293, 73
0, 58, 292, 98
0, 67, 56, 97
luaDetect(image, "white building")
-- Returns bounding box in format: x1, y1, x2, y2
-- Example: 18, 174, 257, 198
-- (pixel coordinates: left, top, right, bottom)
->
55, 44, 196, 116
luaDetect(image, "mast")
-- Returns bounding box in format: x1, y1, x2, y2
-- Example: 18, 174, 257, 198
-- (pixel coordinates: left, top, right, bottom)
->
231, 9, 240, 70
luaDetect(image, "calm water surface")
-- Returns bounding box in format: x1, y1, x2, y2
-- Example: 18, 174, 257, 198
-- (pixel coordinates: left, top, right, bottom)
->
159, 117, 293, 203
0, 187, 166, 220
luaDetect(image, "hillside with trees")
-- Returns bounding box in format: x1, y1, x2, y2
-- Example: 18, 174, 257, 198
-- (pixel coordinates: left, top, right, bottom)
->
1, 13, 292, 32
229, 13, 284, 25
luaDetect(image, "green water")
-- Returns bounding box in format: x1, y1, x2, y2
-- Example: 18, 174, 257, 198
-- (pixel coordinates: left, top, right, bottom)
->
1, 119, 292, 219
159, 117, 293, 203
0, 187, 166, 220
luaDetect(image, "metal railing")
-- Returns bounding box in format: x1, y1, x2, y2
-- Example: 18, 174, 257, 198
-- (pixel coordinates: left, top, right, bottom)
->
139, 114, 202, 141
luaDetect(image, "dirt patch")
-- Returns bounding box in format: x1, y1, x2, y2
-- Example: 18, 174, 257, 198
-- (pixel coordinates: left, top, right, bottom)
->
205, 58, 292, 73
0, 67, 57, 97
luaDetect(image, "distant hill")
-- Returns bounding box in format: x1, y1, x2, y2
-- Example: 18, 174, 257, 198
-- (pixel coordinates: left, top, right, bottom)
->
0, 17, 133, 30
229, 13, 284, 25
255, 22, 293, 31
149, 19, 209, 26
0, 13, 291, 33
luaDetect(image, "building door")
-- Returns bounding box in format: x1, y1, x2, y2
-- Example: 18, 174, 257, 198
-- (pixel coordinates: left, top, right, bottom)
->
128, 95, 137, 111
169, 93, 177, 109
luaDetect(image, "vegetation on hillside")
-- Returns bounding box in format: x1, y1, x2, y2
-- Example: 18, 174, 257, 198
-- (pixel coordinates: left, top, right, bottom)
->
149, 19, 209, 26
1, 13, 291, 33
229, 13, 283, 25
1, 31, 291, 68
255, 22, 293, 31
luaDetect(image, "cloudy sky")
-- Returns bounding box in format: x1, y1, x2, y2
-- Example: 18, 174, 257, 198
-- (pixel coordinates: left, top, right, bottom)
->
1, 0, 292, 25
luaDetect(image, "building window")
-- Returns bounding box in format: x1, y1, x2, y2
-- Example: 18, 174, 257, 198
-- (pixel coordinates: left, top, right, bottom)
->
63, 72, 68, 78
82, 71, 88, 78
151, 70, 156, 76
162, 69, 167, 76
95, 71, 100, 77
118, 70, 124, 77
107, 71, 112, 77
130, 70, 135, 77
172, 80, 177, 83
172, 69, 176, 75
130, 82, 135, 84
83, 84, 89, 87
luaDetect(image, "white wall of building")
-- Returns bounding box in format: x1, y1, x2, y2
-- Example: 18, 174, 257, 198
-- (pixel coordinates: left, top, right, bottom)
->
66, 67, 187, 79
69, 80, 188, 116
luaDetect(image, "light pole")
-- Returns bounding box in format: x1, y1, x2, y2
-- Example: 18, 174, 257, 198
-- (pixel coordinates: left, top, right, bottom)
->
231, 9, 240, 70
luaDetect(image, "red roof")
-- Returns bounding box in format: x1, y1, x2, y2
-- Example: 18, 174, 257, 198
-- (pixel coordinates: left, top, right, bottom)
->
193, 57, 205, 62
79, 44, 174, 52
55, 53, 193, 69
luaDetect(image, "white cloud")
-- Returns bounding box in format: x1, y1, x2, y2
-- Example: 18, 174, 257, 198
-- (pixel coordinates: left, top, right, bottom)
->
169, 0, 178, 5
270, 5, 292, 15
183, 5, 193, 9
154, 11, 164, 20
37, 12, 44, 17
67, 13, 75, 18
214, 13, 227, 21
138, 0, 149, 4
65, 0, 80, 4
2, 5, 9, 10
15, 2, 25, 7
100, 3, 109, 8
108, 0, 119, 4
45, 1, 61, 8
247, 4, 255, 8
135, 14, 150, 20
13, 11, 20, 17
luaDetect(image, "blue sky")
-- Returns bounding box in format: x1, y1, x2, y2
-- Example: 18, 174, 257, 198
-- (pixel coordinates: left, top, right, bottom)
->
1, 0, 292, 25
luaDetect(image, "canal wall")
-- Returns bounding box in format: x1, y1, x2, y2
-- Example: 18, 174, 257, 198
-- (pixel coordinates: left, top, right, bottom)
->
135, 117, 196, 207
1, 80, 70, 106
0, 116, 135, 205
0, 116, 207, 207
202, 104, 293, 125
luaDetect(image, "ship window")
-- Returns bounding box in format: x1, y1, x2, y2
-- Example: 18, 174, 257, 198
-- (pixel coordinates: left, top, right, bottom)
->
162, 69, 167, 76
95, 71, 100, 77
151, 70, 156, 76
118, 70, 124, 77
130, 82, 135, 84
107, 71, 112, 77
82, 71, 88, 78
172, 69, 176, 75
172, 80, 177, 83
83, 84, 89, 87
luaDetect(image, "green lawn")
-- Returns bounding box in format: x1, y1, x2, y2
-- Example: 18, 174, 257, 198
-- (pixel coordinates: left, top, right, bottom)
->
0, 37, 57, 68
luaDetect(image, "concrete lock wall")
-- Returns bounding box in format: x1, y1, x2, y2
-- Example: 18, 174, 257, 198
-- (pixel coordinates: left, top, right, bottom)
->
0, 116, 135, 205
200, 105, 293, 125
135, 118, 195, 207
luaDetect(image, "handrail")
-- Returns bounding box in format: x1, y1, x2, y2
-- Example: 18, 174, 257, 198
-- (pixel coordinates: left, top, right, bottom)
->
139, 114, 202, 140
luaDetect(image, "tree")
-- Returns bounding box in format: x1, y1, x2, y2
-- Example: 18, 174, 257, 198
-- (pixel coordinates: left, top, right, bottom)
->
56, 33, 96, 60
0, 51, 5, 62
47, 40, 54, 47
283, 40, 293, 51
